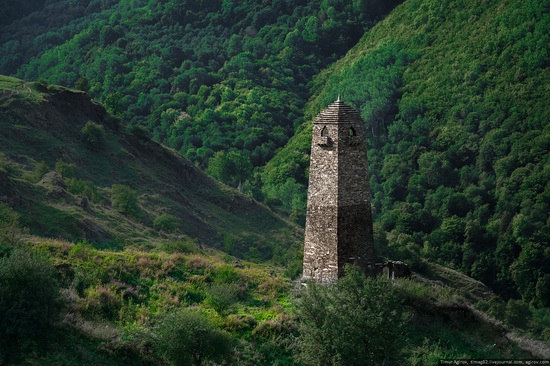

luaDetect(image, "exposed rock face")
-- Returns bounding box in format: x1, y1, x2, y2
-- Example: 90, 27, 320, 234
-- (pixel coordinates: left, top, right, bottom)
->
384, 260, 412, 279
37, 171, 69, 199
303, 99, 376, 283
38, 171, 66, 189
374, 261, 411, 279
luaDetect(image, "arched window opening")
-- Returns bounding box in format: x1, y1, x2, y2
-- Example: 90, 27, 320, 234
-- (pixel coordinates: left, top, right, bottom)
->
318, 126, 332, 147
349, 127, 357, 137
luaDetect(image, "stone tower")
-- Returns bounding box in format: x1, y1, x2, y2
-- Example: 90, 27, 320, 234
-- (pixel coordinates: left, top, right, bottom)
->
302, 98, 376, 283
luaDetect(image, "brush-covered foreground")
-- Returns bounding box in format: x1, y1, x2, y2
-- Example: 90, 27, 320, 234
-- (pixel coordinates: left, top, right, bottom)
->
1, 202, 546, 365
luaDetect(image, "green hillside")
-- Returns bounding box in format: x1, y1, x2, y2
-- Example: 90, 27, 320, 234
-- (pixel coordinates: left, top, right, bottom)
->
0, 75, 300, 264
264, 0, 549, 307
1, 0, 401, 180
0, 0, 549, 364
0, 73, 545, 364
0, 208, 544, 365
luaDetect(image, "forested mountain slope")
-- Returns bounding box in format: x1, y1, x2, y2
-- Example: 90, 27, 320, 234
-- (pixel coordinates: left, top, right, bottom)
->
0, 75, 300, 263
263, 0, 549, 306
0, 1, 549, 363
1, 0, 547, 311
1, 0, 401, 179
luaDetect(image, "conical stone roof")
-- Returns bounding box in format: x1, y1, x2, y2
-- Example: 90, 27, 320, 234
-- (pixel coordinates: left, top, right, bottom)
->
314, 99, 362, 125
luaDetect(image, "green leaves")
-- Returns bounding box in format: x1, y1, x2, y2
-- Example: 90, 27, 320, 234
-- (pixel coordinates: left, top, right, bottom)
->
80, 120, 106, 151
0, 248, 63, 363
267, 0, 550, 308
111, 184, 139, 216
0, 203, 23, 250
154, 309, 233, 366
206, 150, 252, 188
153, 213, 177, 233
297, 267, 407, 366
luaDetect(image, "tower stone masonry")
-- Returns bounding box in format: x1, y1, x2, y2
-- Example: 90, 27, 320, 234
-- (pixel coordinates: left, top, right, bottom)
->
302, 98, 376, 283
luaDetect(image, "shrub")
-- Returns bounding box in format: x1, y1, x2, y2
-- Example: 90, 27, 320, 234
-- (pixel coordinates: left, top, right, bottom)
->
111, 184, 138, 216
22, 161, 48, 183
154, 308, 233, 366
153, 213, 177, 232
54, 159, 77, 178
213, 264, 239, 283
206, 283, 240, 315
297, 266, 407, 366
84, 285, 122, 321
224, 313, 257, 332
0, 248, 63, 364
0, 202, 22, 252
72, 267, 99, 296
283, 255, 303, 280
66, 178, 102, 203
476, 297, 506, 321
504, 299, 531, 329
74, 76, 89, 91
161, 239, 198, 254
80, 120, 106, 151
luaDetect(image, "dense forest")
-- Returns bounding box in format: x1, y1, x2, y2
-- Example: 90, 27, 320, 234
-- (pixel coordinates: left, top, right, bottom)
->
263, 0, 549, 308
0, 0, 549, 364
1, 0, 401, 172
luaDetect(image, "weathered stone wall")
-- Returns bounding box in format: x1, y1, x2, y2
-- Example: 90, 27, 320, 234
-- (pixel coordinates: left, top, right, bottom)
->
303, 100, 376, 283
303, 121, 340, 283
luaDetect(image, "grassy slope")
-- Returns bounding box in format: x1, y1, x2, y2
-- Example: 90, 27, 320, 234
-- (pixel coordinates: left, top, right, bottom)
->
26, 236, 295, 365
0, 75, 545, 364
20, 235, 542, 365
0, 75, 301, 260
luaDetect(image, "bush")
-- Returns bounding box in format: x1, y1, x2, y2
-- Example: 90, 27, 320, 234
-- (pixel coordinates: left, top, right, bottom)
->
297, 266, 407, 366
22, 161, 49, 183
84, 285, 122, 321
0, 248, 63, 364
0, 202, 22, 252
153, 213, 177, 232
80, 120, 106, 151
72, 267, 98, 297
111, 184, 139, 216
504, 299, 531, 329
54, 159, 77, 178
283, 252, 303, 280
154, 308, 233, 366
74, 76, 89, 91
161, 239, 198, 254
213, 264, 239, 283
476, 297, 506, 321
206, 283, 240, 315
66, 178, 102, 203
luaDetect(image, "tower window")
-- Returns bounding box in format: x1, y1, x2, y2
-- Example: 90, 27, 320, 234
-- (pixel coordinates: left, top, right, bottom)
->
321, 126, 329, 137
349, 127, 356, 137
